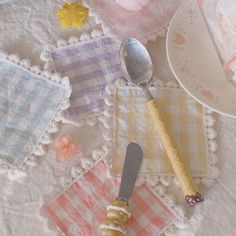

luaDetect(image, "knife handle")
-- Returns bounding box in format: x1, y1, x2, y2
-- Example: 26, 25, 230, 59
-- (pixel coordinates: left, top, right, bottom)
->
99, 200, 131, 236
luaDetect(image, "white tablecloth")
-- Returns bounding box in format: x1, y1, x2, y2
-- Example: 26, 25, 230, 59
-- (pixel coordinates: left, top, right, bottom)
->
0, 0, 236, 235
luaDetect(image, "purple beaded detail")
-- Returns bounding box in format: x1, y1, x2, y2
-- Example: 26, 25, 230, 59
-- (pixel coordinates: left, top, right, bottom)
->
185, 192, 204, 207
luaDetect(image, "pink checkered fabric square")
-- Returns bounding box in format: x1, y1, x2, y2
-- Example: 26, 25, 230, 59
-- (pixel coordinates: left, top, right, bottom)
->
43, 161, 176, 236
86, 0, 182, 39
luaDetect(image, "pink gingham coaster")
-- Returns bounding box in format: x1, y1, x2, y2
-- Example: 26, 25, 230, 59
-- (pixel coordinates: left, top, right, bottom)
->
83, 0, 182, 40
43, 161, 176, 236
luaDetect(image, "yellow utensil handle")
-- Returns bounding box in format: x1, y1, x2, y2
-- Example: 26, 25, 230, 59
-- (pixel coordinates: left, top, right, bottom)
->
147, 99, 197, 196
99, 200, 129, 236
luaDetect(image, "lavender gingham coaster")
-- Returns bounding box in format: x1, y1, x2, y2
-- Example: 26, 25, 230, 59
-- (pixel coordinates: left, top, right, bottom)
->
43, 160, 177, 236
42, 35, 123, 124
0, 54, 71, 175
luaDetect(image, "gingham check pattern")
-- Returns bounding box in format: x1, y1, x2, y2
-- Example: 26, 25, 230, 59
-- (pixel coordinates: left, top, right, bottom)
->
0, 58, 67, 166
51, 36, 122, 120
43, 161, 176, 236
88, 0, 182, 39
111, 87, 208, 176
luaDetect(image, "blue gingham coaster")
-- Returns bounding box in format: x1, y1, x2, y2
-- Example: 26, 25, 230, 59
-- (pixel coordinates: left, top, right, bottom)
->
0, 52, 71, 175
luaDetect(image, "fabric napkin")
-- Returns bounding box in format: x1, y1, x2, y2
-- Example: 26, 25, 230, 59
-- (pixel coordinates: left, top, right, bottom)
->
110, 86, 209, 176
43, 160, 176, 236
51, 36, 122, 121
203, 0, 236, 61
84, 0, 182, 39
0, 58, 69, 167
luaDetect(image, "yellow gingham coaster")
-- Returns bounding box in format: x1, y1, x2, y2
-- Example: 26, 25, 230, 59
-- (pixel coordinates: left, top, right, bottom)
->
103, 81, 218, 178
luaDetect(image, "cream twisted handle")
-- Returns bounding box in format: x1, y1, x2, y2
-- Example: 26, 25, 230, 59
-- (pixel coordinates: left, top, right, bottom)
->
147, 99, 203, 205
99, 200, 130, 236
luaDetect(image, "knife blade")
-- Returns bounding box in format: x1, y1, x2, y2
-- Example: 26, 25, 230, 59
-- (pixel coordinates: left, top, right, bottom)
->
117, 142, 143, 202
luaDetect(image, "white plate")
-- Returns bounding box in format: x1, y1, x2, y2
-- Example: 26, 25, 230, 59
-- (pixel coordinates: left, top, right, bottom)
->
166, 0, 236, 118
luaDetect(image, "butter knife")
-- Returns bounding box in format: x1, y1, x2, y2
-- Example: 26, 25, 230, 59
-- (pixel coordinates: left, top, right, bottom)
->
117, 142, 143, 202
99, 142, 143, 236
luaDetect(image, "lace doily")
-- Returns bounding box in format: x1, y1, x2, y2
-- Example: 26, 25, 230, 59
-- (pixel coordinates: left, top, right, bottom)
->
102, 78, 218, 182
103, 79, 218, 179
0, 50, 71, 180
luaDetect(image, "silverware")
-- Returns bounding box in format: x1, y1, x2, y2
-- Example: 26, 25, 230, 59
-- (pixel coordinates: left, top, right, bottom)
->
99, 143, 143, 236
117, 142, 143, 202
120, 38, 153, 99
119, 38, 203, 206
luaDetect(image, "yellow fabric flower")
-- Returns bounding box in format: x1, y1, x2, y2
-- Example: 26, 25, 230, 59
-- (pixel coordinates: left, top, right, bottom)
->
57, 2, 89, 28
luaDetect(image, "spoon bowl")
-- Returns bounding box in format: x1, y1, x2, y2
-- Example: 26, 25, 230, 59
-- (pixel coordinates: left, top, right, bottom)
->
120, 38, 153, 86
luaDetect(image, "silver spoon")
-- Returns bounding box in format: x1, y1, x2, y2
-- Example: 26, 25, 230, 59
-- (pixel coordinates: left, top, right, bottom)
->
120, 38, 203, 206
120, 38, 153, 100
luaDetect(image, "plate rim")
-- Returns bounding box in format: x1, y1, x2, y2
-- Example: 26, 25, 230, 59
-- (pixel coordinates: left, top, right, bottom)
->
166, 0, 236, 119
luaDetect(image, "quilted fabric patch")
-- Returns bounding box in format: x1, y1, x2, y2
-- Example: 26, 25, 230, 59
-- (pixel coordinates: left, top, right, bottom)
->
43, 160, 177, 236
107, 86, 211, 176
83, 0, 182, 40
0, 57, 70, 167
50, 36, 122, 121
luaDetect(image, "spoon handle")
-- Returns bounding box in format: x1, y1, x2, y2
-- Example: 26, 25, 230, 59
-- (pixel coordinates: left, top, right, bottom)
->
147, 99, 203, 206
